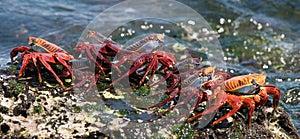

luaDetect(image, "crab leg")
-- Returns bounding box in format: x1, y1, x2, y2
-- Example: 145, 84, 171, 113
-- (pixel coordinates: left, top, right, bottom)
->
38, 55, 67, 90
148, 88, 180, 108
31, 55, 43, 84
186, 89, 228, 122
91, 44, 111, 63
85, 44, 107, 74
67, 70, 96, 92
242, 97, 255, 126
138, 57, 159, 85
211, 95, 243, 126
110, 55, 147, 86
149, 70, 173, 88
53, 53, 73, 77
162, 87, 208, 121
18, 54, 33, 78
111, 34, 164, 69
176, 90, 207, 121
211, 96, 256, 126
146, 72, 180, 99
87, 30, 119, 45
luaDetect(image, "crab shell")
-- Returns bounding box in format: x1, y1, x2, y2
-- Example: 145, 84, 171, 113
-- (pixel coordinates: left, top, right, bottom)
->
221, 73, 266, 95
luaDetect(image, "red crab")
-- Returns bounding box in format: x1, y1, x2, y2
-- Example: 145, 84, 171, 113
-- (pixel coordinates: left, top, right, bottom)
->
74, 31, 164, 75
150, 66, 231, 120
10, 37, 74, 90
186, 73, 281, 126
110, 51, 177, 86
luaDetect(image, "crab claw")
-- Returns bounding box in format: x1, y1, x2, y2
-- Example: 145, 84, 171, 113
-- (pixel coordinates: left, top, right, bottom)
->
10, 46, 32, 62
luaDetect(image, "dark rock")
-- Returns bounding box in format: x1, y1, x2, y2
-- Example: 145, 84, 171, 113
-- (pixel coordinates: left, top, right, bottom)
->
0, 106, 9, 114
83, 131, 110, 139
13, 105, 28, 118
1, 123, 10, 134
0, 115, 3, 123
3, 86, 13, 98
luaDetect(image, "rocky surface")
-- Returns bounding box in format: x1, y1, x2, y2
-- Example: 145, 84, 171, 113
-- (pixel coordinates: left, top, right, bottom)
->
0, 69, 110, 138
0, 67, 299, 139
192, 103, 299, 139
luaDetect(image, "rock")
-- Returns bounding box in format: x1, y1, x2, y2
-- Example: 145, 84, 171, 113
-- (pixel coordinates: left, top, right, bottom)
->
192, 103, 300, 139
0, 67, 299, 138
0, 69, 109, 138
1, 123, 10, 134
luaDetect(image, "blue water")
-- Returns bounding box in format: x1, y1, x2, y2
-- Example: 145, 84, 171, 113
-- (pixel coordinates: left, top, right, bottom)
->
1, 0, 299, 134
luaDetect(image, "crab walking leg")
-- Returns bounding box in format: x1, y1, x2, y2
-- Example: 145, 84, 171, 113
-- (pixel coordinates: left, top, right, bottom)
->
138, 57, 158, 86
87, 30, 106, 44
210, 94, 243, 126
212, 96, 255, 126
110, 57, 146, 86
87, 30, 121, 45
146, 71, 176, 99
186, 89, 228, 122
31, 56, 43, 84
67, 70, 96, 92
164, 88, 207, 121
146, 72, 181, 100
74, 43, 108, 74
148, 58, 160, 83
38, 55, 67, 90
18, 54, 33, 78
149, 70, 172, 88
179, 91, 208, 120
112, 34, 164, 67
149, 55, 175, 81
168, 88, 198, 111
53, 53, 73, 77
148, 88, 180, 108
242, 97, 255, 126
155, 87, 196, 112
91, 44, 111, 63
82, 44, 106, 74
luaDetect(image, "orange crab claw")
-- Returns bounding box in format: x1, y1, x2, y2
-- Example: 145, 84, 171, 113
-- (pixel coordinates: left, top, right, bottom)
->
261, 85, 281, 113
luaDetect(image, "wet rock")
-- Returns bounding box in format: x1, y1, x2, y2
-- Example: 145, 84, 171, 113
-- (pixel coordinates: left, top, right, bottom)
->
0, 68, 110, 138
193, 103, 300, 139
283, 87, 300, 105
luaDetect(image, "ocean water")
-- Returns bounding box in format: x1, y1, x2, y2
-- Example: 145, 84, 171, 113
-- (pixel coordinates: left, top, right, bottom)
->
1, 0, 299, 133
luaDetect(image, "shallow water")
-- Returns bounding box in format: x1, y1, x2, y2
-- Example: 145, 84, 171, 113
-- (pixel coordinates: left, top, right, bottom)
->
1, 0, 299, 134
